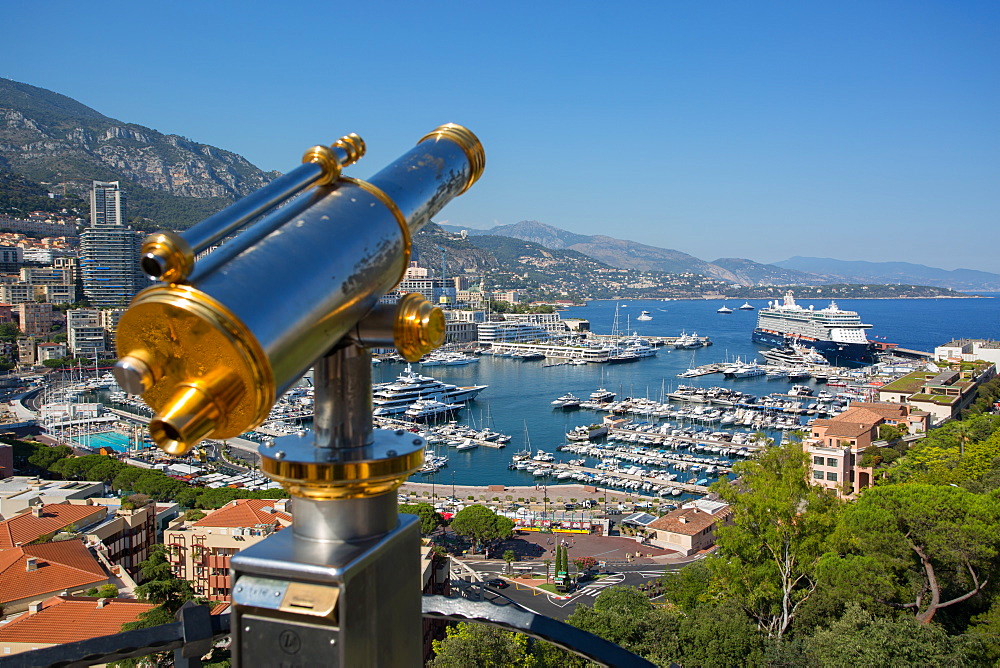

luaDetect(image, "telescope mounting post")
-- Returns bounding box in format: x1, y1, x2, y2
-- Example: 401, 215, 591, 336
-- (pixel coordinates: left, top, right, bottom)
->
230, 340, 425, 667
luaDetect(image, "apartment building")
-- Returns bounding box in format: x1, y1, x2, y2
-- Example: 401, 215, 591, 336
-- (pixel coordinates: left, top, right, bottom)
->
164, 499, 291, 600
66, 309, 106, 357
804, 402, 929, 498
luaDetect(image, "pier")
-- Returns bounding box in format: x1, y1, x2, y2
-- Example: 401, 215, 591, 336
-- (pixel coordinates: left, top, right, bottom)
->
587, 333, 712, 347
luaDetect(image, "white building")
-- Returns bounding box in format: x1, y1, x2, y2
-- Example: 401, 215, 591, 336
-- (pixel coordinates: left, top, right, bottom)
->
934, 339, 1000, 367
67, 309, 106, 357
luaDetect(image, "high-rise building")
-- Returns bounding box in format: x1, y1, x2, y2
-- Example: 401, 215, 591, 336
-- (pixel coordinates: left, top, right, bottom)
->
90, 181, 125, 226
81, 181, 144, 307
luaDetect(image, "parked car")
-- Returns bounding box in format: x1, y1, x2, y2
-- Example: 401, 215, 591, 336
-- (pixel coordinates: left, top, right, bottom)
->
485, 578, 508, 589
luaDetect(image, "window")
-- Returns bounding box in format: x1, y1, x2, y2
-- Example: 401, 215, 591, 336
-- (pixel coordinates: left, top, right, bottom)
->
826, 472, 838, 482
813, 471, 824, 479
813, 456, 824, 465
826, 458, 838, 467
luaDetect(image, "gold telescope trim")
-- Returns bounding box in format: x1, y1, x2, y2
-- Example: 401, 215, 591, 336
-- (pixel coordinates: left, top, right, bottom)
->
418, 123, 486, 194
340, 176, 412, 286
394, 293, 445, 362
115, 285, 275, 455
141, 231, 194, 285
303, 133, 367, 186
261, 449, 424, 500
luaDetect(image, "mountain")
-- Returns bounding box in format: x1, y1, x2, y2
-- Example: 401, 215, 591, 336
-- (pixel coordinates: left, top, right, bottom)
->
0, 77, 279, 228
447, 220, 741, 281
711, 258, 826, 286
774, 257, 1000, 292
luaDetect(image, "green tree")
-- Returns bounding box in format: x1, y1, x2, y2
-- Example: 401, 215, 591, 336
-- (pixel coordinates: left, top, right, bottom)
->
710, 440, 841, 637
429, 622, 566, 667
675, 602, 767, 668
449, 504, 514, 553
399, 502, 445, 535
831, 483, 998, 624
97, 583, 120, 598
566, 586, 680, 666
0, 322, 20, 342
806, 603, 966, 666
133, 544, 196, 612
503, 549, 516, 574
21, 443, 70, 471
658, 560, 714, 614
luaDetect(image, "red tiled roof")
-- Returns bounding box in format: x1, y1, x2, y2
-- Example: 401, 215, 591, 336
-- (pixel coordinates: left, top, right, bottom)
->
0, 540, 109, 605
647, 507, 731, 536
0, 595, 153, 644
819, 422, 877, 438
193, 499, 291, 529
0, 503, 107, 549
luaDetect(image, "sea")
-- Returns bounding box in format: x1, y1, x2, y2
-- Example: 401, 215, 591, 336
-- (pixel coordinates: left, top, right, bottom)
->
383, 295, 999, 491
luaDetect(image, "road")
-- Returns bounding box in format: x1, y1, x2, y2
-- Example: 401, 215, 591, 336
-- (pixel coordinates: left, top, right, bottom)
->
453, 559, 686, 621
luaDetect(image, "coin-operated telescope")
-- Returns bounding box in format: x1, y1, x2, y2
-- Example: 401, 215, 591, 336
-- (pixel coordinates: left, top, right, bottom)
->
113, 125, 484, 666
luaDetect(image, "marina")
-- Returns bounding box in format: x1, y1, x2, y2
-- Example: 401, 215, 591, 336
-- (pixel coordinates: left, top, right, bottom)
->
24, 295, 999, 506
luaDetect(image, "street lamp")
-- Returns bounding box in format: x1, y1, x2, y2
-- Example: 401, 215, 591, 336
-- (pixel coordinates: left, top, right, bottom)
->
452, 471, 456, 500
431, 471, 436, 501
543, 481, 548, 523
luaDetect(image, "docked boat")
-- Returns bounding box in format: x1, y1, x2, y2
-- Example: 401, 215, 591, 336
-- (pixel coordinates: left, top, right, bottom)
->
759, 344, 830, 367
636, 310, 653, 321
403, 398, 463, 421
372, 365, 487, 416
551, 393, 581, 409
731, 361, 766, 378
752, 292, 874, 365
589, 388, 615, 402
672, 331, 704, 349
566, 423, 609, 441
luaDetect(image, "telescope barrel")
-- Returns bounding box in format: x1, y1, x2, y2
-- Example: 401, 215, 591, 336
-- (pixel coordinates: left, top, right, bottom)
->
115, 124, 484, 455
140, 134, 366, 284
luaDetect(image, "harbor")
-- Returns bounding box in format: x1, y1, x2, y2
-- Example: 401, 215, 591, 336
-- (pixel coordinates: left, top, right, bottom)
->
19, 295, 992, 510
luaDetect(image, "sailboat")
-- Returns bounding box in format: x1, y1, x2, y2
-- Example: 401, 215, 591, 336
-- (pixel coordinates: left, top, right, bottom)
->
509, 421, 534, 470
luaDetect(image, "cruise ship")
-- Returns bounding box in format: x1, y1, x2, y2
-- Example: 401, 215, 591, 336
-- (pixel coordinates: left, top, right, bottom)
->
372, 365, 488, 416
752, 292, 874, 365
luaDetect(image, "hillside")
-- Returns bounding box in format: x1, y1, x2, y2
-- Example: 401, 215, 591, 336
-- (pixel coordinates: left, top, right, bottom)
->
774, 257, 1000, 292
711, 257, 824, 286
0, 77, 278, 229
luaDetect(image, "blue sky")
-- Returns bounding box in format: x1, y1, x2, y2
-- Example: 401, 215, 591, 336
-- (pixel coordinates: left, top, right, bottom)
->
4, 2, 998, 272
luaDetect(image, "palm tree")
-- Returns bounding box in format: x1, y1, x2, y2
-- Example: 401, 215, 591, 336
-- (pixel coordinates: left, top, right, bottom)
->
502, 549, 516, 574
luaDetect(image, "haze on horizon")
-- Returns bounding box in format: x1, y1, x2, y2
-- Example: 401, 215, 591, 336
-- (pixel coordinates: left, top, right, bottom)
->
4, 2, 998, 273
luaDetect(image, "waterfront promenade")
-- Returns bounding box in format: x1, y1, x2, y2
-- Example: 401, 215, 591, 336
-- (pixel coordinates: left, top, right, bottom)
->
402, 481, 669, 507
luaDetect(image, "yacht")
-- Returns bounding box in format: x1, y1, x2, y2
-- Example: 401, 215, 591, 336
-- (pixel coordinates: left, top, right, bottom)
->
739, 302, 755, 310
717, 305, 733, 314
372, 365, 487, 416
589, 388, 615, 402
636, 310, 653, 321
403, 398, 463, 421
551, 393, 581, 409
672, 331, 704, 349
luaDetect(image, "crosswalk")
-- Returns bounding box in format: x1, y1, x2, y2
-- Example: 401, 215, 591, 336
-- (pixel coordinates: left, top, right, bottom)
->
573, 574, 626, 598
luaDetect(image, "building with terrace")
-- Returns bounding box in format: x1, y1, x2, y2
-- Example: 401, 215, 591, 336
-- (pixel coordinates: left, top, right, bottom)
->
804, 402, 929, 499
164, 498, 291, 600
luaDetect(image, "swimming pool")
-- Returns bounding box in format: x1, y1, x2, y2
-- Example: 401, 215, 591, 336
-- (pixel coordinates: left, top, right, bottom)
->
74, 430, 134, 452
